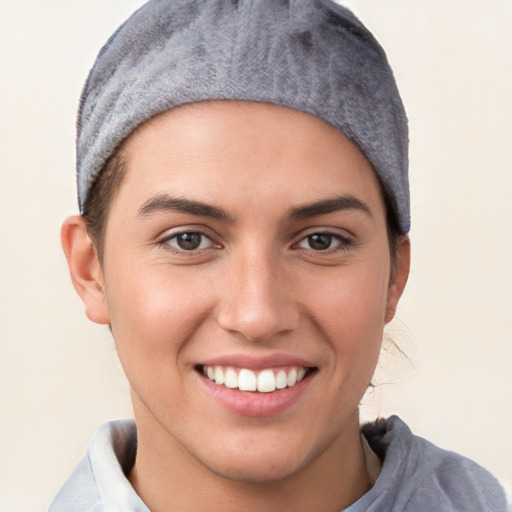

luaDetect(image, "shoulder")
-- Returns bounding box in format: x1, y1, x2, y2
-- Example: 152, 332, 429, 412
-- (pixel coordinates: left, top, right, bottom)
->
47, 420, 146, 512
359, 416, 509, 512
47, 454, 101, 512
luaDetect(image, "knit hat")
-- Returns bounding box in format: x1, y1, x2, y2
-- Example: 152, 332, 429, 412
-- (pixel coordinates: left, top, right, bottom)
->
77, 0, 410, 233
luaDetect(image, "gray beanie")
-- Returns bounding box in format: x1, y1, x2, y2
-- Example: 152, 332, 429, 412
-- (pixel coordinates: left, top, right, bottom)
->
77, 0, 410, 233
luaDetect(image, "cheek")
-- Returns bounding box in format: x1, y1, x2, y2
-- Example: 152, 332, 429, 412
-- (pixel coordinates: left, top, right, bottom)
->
305, 257, 390, 375
310, 260, 390, 332
103, 261, 213, 370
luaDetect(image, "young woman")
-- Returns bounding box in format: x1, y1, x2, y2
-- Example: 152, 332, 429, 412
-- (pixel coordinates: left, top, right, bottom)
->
49, 1, 508, 510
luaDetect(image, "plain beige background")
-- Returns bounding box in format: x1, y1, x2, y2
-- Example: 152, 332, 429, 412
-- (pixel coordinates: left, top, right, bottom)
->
0, 1, 511, 511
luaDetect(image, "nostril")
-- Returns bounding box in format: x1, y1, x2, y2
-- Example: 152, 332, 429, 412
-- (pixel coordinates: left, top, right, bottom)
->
216, 305, 300, 343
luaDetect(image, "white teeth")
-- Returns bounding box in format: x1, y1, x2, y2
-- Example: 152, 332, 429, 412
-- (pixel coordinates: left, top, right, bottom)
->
224, 367, 238, 389
203, 365, 310, 392
287, 368, 297, 387
257, 369, 276, 393
275, 370, 288, 389
214, 366, 225, 385
238, 369, 257, 391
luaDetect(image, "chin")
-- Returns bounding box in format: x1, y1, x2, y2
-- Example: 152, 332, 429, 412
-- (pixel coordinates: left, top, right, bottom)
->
203, 451, 308, 484
189, 428, 330, 485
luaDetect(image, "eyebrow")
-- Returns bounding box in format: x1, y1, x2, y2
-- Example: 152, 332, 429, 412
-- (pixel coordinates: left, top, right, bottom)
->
287, 195, 372, 220
138, 193, 371, 222
139, 194, 234, 221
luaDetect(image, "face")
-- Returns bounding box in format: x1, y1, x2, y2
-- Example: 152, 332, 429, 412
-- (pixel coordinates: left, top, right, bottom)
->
88, 101, 408, 483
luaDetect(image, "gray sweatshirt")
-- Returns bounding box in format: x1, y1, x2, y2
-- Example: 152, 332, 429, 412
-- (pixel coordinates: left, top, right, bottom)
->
48, 416, 508, 511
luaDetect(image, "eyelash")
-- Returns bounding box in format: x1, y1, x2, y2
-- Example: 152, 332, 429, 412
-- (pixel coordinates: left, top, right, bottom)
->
159, 230, 219, 254
158, 229, 352, 256
293, 231, 352, 254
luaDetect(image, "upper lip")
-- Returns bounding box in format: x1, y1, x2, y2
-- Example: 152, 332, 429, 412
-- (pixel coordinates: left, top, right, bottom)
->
197, 353, 316, 371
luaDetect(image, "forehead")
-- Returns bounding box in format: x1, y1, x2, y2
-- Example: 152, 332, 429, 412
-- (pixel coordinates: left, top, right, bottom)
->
116, 100, 385, 216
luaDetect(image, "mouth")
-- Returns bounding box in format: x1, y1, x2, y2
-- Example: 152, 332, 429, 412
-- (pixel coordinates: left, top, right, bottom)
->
196, 365, 316, 393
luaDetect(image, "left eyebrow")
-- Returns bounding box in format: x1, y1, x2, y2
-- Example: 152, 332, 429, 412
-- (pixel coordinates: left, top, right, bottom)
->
138, 194, 234, 222
287, 195, 372, 221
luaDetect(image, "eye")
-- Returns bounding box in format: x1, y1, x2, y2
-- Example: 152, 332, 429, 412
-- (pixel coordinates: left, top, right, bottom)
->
296, 232, 349, 251
164, 231, 215, 252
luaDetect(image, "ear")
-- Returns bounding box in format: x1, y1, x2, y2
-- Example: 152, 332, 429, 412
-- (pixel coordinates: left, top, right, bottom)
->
385, 235, 410, 323
61, 215, 110, 324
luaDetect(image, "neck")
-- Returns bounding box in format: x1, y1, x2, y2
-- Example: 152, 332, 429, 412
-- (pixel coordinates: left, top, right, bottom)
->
129, 408, 373, 512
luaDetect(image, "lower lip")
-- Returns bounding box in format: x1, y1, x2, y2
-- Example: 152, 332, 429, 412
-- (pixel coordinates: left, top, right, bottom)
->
198, 372, 314, 417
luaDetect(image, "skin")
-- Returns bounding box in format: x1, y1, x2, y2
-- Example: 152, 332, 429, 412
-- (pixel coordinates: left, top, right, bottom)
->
62, 101, 410, 512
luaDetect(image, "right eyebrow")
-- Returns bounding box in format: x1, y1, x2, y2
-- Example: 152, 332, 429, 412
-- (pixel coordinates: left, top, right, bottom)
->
287, 195, 372, 221
138, 194, 234, 222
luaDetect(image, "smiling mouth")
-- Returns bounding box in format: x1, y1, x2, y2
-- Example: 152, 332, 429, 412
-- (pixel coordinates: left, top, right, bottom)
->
197, 365, 316, 393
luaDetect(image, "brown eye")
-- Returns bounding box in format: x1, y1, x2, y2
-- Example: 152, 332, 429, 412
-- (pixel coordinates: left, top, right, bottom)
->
166, 232, 213, 251
306, 234, 333, 251
296, 232, 350, 252
176, 233, 202, 250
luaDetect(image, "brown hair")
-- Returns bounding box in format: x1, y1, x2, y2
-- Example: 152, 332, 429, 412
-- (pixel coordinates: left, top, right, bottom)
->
82, 149, 127, 262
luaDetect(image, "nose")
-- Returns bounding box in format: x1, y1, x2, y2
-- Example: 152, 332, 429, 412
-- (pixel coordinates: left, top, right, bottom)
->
216, 248, 300, 342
